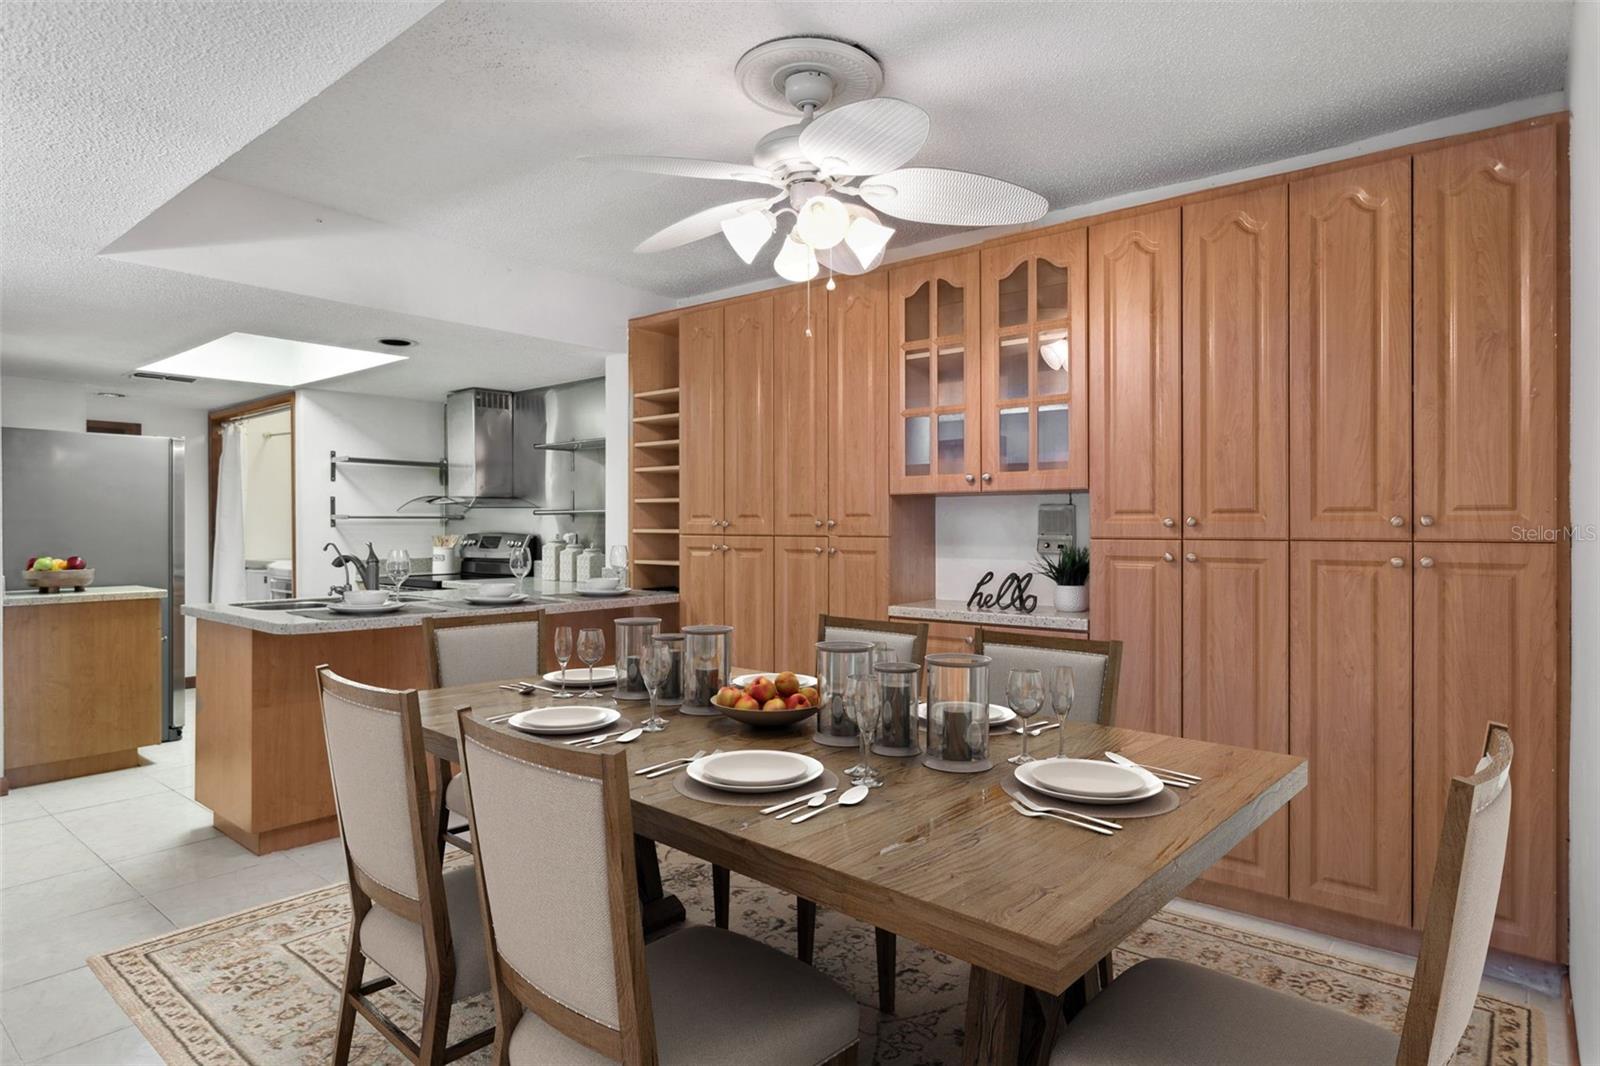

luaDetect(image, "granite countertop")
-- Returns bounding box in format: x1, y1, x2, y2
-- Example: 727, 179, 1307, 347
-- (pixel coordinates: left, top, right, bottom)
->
3, 584, 168, 607
888, 598, 1089, 633
183, 587, 680, 636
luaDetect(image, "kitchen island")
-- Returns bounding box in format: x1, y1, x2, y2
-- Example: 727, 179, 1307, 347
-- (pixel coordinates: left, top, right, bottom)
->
3, 585, 166, 787
185, 588, 678, 853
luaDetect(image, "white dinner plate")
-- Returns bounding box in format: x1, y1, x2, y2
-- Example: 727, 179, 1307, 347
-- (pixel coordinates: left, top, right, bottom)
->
325, 600, 404, 615
542, 667, 618, 687
730, 672, 819, 690
1015, 758, 1165, 804
506, 705, 621, 736
577, 587, 633, 597
465, 593, 529, 605
915, 701, 1018, 729
686, 751, 824, 793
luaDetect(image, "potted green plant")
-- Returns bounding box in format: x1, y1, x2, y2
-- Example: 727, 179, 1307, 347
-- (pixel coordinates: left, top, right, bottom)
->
1036, 545, 1090, 613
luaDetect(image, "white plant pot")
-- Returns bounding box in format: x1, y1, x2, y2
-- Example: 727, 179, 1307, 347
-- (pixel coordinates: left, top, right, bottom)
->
1054, 584, 1088, 613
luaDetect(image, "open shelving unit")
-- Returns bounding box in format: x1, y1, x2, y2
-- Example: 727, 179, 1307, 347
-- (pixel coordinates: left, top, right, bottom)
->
629, 322, 681, 591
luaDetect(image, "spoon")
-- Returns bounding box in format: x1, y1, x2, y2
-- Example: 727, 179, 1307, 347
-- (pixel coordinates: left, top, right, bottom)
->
792, 784, 870, 824
775, 791, 833, 819
600, 727, 645, 745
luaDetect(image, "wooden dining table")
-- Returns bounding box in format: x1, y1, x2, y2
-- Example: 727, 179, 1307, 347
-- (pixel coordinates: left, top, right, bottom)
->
417, 676, 1305, 1065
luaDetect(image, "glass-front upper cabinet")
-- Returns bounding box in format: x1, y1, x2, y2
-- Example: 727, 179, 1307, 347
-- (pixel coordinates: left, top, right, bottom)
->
890, 251, 982, 494
979, 230, 1089, 491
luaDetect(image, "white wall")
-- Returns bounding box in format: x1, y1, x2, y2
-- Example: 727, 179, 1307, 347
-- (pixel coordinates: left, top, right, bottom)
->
935, 492, 1089, 602
604, 352, 630, 559
1567, 0, 1598, 1055
0, 375, 211, 676
240, 407, 292, 563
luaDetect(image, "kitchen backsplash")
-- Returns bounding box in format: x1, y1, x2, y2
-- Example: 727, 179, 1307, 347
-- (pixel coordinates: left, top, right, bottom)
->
934, 492, 1089, 602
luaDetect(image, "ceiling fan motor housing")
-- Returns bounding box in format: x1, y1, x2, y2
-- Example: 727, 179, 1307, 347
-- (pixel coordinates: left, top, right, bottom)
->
784, 69, 835, 112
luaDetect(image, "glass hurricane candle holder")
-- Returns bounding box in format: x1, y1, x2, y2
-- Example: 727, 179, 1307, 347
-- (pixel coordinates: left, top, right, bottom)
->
871, 660, 922, 757
813, 640, 873, 748
613, 617, 661, 701
922, 653, 993, 774
681, 624, 733, 716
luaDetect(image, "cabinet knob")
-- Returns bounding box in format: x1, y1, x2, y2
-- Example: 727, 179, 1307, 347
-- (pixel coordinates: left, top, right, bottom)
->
1419, 515, 1435, 527
828, 547, 838, 555
814, 518, 823, 528
1163, 517, 1176, 528
827, 519, 836, 528
1162, 552, 1175, 563
1184, 552, 1197, 563
1389, 557, 1405, 568
981, 472, 993, 482
963, 636, 974, 646
1390, 516, 1405, 528
720, 544, 730, 552
1185, 516, 1198, 527
965, 474, 976, 484
1418, 556, 1434, 568
813, 546, 824, 554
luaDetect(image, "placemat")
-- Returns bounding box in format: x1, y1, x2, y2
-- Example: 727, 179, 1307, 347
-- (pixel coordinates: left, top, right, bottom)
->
1001, 765, 1181, 819
673, 768, 841, 807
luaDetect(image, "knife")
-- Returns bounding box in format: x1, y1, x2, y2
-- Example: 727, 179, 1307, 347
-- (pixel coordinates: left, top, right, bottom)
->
1105, 750, 1191, 789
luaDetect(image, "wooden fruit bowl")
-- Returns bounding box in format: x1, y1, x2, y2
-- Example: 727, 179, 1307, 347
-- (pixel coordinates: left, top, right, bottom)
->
23, 568, 95, 592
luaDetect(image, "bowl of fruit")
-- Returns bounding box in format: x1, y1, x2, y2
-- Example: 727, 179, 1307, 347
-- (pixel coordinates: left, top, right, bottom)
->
710, 671, 822, 729
23, 555, 94, 592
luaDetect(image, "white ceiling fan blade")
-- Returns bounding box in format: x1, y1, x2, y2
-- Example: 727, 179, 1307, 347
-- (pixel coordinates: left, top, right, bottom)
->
857, 168, 1049, 226
584, 155, 779, 186
635, 198, 773, 254
799, 98, 929, 178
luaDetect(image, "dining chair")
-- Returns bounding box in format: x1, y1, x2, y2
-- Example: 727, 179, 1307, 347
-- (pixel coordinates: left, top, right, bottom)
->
711, 614, 927, 1016
455, 708, 861, 1065
315, 666, 495, 1066
1047, 722, 1515, 1066
421, 612, 542, 854
971, 629, 1123, 728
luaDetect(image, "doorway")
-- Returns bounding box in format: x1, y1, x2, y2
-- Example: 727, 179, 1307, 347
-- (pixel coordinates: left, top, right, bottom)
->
208, 394, 295, 602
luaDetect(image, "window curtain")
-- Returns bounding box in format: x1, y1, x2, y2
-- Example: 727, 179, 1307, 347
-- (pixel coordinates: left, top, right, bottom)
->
210, 422, 247, 604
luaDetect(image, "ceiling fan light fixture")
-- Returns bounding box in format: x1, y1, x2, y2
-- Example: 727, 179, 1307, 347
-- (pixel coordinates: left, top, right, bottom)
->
794, 194, 850, 249
721, 208, 776, 264
773, 231, 819, 282
844, 212, 895, 269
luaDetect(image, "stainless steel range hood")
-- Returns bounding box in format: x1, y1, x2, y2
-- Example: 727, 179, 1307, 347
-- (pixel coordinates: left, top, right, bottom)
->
445, 388, 514, 499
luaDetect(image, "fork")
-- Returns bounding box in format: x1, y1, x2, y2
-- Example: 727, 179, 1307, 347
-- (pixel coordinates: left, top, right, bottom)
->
1010, 800, 1114, 836
1012, 792, 1122, 831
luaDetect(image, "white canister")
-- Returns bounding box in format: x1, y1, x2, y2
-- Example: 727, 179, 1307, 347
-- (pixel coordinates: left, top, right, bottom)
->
577, 546, 604, 582
558, 535, 582, 583
431, 545, 462, 577
541, 539, 562, 576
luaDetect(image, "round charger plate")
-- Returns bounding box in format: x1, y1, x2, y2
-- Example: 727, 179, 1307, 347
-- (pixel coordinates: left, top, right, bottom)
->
674, 767, 841, 807
507, 705, 621, 736
1015, 758, 1163, 804
686, 751, 824, 793
915, 701, 1018, 729
326, 601, 403, 615
542, 667, 618, 687
1002, 767, 1179, 819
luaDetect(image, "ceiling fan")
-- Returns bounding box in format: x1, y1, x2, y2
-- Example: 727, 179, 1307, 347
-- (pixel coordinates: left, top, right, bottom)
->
585, 37, 1050, 282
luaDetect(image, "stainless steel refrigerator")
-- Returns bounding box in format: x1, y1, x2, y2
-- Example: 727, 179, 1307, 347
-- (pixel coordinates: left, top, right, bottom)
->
2, 427, 186, 740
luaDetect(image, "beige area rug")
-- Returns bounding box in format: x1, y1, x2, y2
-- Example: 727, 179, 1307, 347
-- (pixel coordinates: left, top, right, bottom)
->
91, 849, 1542, 1065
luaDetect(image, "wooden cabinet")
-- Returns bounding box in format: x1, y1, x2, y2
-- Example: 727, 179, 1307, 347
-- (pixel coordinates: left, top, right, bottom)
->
678, 535, 774, 666
1089, 209, 1182, 539
1182, 540, 1289, 897
679, 308, 724, 535
680, 297, 775, 536
1414, 127, 1561, 541
774, 536, 829, 669
1413, 542, 1560, 959
827, 536, 893, 621
1289, 542, 1413, 925
774, 285, 829, 535
829, 272, 892, 536
1089, 539, 1182, 737
891, 251, 983, 493
979, 230, 1089, 491
1182, 187, 1289, 539
1289, 160, 1413, 541
678, 536, 726, 629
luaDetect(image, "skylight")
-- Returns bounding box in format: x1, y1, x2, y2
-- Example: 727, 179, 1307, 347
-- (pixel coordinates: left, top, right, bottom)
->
136, 333, 407, 387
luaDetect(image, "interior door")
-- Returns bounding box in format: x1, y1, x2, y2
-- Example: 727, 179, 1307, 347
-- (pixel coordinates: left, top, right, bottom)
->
980, 229, 1089, 492
1088, 539, 1181, 736
723, 536, 775, 668
1182, 540, 1289, 897
1289, 160, 1412, 540
1182, 187, 1289, 539
677, 535, 725, 630
827, 537, 892, 622
774, 285, 829, 535
1288, 541, 1412, 925
1089, 209, 1182, 539
1413, 541, 1560, 960
679, 307, 725, 535
890, 252, 982, 494
773, 536, 829, 670
1414, 126, 1560, 541
829, 272, 891, 536
722, 295, 774, 535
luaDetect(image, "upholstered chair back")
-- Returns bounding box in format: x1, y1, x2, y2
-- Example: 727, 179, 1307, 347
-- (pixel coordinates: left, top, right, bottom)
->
426, 616, 541, 688
973, 631, 1123, 727
818, 615, 928, 667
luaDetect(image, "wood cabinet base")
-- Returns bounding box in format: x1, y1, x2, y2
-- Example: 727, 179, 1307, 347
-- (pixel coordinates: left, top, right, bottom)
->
6, 750, 144, 789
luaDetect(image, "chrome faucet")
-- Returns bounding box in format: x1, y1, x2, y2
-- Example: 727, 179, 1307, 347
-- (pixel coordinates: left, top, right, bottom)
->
324, 541, 359, 595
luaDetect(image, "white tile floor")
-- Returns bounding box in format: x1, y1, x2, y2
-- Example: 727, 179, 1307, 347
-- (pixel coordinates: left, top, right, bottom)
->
0, 692, 1577, 1063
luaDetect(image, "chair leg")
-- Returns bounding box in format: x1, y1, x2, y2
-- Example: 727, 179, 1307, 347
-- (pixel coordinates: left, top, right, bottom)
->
418, 984, 453, 1066
712, 864, 731, 928
334, 907, 368, 1066
1095, 952, 1115, 993
797, 897, 817, 963
875, 927, 897, 1014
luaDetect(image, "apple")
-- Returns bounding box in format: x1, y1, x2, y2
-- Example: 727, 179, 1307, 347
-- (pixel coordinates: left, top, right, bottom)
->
784, 692, 811, 710
733, 695, 760, 711
65, 556, 86, 570
51, 559, 68, 570
31, 557, 54, 572
746, 677, 778, 704
774, 671, 800, 697
25, 556, 36, 570
762, 697, 787, 711
799, 685, 820, 705
716, 686, 744, 708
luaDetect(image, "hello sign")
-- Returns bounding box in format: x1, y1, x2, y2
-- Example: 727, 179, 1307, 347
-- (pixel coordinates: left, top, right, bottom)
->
966, 571, 1039, 614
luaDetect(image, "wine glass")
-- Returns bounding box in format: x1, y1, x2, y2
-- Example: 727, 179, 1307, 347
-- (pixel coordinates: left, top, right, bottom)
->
608, 543, 630, 589
508, 544, 532, 593
384, 549, 410, 596
637, 639, 670, 733
552, 626, 574, 699
1050, 665, 1076, 759
1007, 668, 1045, 764
576, 627, 606, 698
846, 673, 884, 788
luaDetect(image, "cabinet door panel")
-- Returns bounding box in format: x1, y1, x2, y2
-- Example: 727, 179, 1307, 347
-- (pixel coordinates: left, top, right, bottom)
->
1290, 160, 1412, 540
1088, 539, 1181, 736
1182, 188, 1289, 539
724, 536, 774, 668
678, 536, 725, 630
1414, 127, 1560, 540
827, 537, 892, 622
774, 285, 829, 535
1182, 540, 1289, 897
890, 252, 982, 494
1289, 542, 1412, 925
1414, 542, 1560, 959
1090, 209, 1182, 539
723, 296, 774, 535
774, 537, 829, 670
830, 273, 891, 535
679, 307, 725, 535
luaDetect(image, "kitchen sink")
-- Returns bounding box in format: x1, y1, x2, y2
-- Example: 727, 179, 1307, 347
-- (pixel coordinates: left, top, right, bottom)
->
228, 598, 337, 611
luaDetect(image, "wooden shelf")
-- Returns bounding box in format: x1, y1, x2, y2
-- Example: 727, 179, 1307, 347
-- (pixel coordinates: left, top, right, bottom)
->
635, 559, 681, 568
634, 438, 680, 449
635, 497, 680, 504
633, 413, 680, 425
634, 464, 680, 474
633, 387, 680, 401
634, 528, 680, 535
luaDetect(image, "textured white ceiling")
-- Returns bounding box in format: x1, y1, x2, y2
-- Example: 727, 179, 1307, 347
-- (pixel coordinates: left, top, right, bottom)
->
214, 0, 1572, 299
